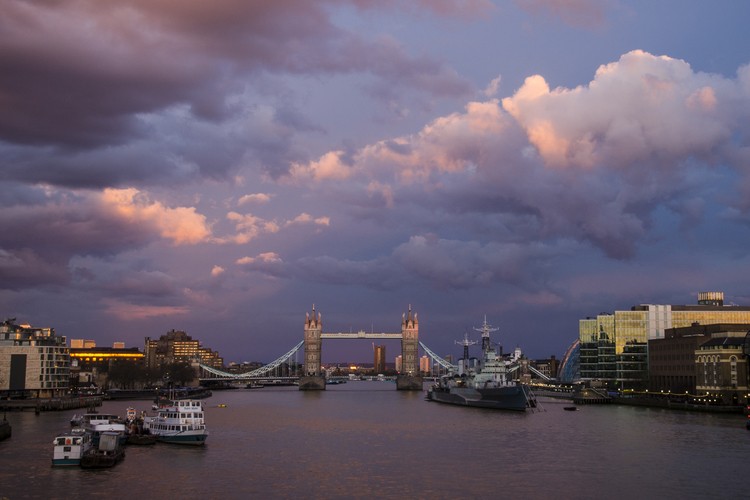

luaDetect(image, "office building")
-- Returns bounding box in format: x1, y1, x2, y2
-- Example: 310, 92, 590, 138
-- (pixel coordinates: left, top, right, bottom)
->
0, 318, 69, 398
579, 292, 750, 389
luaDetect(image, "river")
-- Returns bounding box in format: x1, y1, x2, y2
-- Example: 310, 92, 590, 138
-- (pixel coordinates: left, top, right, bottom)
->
1, 382, 748, 499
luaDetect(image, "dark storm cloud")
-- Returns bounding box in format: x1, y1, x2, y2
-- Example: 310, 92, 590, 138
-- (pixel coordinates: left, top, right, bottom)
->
0, 0, 473, 189
0, 190, 150, 289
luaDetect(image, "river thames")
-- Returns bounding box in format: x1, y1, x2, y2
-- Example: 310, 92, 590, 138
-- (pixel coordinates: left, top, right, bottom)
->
1, 382, 748, 499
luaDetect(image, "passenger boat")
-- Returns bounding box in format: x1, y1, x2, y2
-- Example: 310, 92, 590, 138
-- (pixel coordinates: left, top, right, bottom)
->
142, 399, 208, 445
52, 428, 92, 466
80, 431, 125, 469
79, 412, 129, 445
426, 317, 537, 412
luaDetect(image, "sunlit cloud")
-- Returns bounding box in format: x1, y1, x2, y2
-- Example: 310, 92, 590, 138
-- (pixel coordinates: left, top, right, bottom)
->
237, 193, 273, 206
103, 298, 190, 320
100, 188, 211, 245
286, 213, 330, 227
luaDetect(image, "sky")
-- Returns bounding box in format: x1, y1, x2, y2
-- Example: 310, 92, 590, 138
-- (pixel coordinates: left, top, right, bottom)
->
2, 0, 750, 365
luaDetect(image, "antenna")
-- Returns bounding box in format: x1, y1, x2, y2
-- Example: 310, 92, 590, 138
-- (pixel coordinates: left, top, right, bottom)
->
455, 332, 478, 372
474, 315, 498, 352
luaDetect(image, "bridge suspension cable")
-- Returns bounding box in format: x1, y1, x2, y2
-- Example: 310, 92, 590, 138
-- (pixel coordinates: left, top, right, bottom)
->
419, 341, 458, 372
200, 340, 304, 379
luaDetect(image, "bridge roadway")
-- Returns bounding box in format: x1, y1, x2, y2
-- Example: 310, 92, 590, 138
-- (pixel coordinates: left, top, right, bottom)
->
320, 331, 402, 339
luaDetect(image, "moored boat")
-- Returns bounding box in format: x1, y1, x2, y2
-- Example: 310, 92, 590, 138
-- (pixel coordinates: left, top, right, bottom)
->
52, 428, 93, 466
142, 399, 208, 445
80, 431, 125, 469
426, 317, 537, 412
78, 412, 129, 446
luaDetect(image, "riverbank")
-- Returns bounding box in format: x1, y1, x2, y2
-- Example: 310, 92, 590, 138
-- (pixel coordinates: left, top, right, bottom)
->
0, 396, 102, 412
612, 395, 746, 413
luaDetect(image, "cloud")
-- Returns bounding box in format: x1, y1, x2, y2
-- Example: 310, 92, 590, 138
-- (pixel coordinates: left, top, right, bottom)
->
0, 0, 473, 153
211, 265, 225, 277
502, 50, 741, 171
237, 193, 273, 206
515, 0, 610, 29
286, 213, 331, 227
102, 298, 190, 320
289, 151, 353, 182
101, 188, 211, 245
0, 185, 211, 290
223, 212, 279, 244
236, 252, 286, 278
286, 50, 750, 260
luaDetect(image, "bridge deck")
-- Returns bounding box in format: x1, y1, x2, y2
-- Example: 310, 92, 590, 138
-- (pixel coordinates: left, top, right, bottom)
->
321, 332, 402, 339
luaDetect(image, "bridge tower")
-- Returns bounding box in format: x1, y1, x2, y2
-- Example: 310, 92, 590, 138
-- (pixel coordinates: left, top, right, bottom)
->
299, 305, 326, 390
396, 305, 424, 390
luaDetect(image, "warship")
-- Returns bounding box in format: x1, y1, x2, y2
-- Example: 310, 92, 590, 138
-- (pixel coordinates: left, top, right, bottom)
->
426, 317, 537, 411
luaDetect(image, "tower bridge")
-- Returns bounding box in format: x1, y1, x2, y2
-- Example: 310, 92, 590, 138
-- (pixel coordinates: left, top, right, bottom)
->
198, 305, 554, 389
199, 305, 455, 391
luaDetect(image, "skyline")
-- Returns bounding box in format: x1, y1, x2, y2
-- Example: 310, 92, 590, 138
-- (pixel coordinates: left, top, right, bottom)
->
2, 1, 750, 364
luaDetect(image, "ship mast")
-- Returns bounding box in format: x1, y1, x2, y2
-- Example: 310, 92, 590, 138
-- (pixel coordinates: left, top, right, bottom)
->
455, 332, 478, 372
473, 315, 498, 353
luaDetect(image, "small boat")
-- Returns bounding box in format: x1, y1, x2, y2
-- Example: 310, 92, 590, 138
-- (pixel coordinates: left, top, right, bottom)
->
217, 403, 228, 408
80, 432, 125, 469
52, 428, 92, 466
426, 317, 537, 412
563, 406, 578, 411
142, 399, 208, 445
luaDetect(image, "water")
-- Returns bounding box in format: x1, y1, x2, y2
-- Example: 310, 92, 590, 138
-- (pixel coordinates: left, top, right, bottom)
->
1, 383, 748, 499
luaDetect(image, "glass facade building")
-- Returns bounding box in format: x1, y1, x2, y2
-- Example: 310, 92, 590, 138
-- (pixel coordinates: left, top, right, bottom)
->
578, 292, 750, 389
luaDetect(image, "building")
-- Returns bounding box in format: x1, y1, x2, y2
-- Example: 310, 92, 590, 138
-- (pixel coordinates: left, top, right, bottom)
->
144, 329, 223, 370
395, 354, 402, 373
419, 355, 431, 375
578, 292, 750, 389
70, 339, 96, 348
69, 345, 145, 391
695, 335, 748, 404
531, 355, 559, 380
373, 345, 386, 374
650, 323, 750, 403
0, 318, 69, 398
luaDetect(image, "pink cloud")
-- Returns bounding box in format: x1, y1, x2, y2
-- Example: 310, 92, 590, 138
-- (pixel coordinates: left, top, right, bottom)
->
103, 298, 189, 320
100, 188, 211, 245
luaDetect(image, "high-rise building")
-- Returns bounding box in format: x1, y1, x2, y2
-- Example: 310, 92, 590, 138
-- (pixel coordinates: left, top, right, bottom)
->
374, 345, 386, 374
0, 319, 69, 398
578, 292, 750, 389
144, 329, 223, 370
419, 355, 431, 374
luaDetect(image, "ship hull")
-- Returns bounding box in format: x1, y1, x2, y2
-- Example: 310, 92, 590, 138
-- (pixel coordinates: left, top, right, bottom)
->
427, 385, 535, 411
156, 431, 208, 445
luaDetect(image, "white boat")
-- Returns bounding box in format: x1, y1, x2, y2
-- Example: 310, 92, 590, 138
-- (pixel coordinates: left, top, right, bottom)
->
52, 428, 93, 466
79, 413, 129, 445
142, 399, 208, 445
